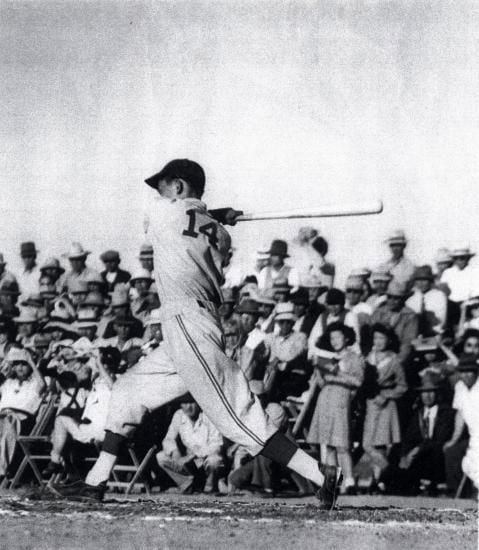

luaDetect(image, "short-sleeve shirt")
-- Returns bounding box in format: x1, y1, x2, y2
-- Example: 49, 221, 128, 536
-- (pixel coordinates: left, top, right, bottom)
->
146, 197, 231, 308
0, 377, 43, 415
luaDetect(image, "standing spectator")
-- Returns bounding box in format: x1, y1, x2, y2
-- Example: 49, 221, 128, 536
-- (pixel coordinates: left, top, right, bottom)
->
371, 281, 418, 365
362, 323, 407, 492
0, 254, 17, 286
100, 250, 131, 293
440, 247, 478, 330
366, 267, 393, 311
291, 287, 322, 337
384, 230, 415, 288
443, 355, 479, 492
156, 398, 224, 493
17, 242, 41, 300
61, 243, 101, 292
0, 348, 46, 481
138, 243, 154, 276
243, 250, 271, 286
310, 236, 335, 290
308, 289, 359, 359
258, 240, 300, 291
307, 322, 364, 494
433, 248, 453, 292
406, 265, 448, 337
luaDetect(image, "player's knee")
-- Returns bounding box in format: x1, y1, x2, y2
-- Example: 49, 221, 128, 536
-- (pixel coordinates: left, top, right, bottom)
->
156, 450, 169, 466
204, 454, 223, 470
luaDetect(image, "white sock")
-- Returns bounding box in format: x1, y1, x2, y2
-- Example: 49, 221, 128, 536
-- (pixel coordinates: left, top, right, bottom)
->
286, 449, 324, 486
85, 451, 117, 486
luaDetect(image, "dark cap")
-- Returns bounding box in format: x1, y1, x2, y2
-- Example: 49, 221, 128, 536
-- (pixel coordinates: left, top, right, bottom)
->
145, 159, 205, 196
326, 288, 345, 306
413, 265, 434, 281
100, 250, 120, 263
20, 242, 38, 258
235, 298, 260, 315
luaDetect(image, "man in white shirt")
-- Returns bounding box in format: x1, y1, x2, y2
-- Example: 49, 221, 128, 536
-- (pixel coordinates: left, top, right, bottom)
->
406, 265, 448, 337
258, 240, 300, 291
17, 242, 41, 301
444, 355, 479, 490
156, 398, 224, 493
60, 243, 101, 293
384, 230, 415, 288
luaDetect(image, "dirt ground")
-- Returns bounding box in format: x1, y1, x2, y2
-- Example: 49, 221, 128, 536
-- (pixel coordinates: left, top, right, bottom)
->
0, 491, 476, 550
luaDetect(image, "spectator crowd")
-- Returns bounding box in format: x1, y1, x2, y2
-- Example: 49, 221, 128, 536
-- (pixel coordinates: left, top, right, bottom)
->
0, 229, 478, 499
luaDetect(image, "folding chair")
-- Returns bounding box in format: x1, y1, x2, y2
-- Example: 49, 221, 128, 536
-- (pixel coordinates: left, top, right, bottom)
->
6, 393, 58, 489
282, 383, 319, 446
108, 443, 158, 495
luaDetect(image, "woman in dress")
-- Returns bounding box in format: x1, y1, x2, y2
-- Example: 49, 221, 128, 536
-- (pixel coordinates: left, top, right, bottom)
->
307, 321, 364, 494
362, 323, 407, 491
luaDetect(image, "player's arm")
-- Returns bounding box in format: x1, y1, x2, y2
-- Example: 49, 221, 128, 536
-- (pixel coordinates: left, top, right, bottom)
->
208, 208, 243, 226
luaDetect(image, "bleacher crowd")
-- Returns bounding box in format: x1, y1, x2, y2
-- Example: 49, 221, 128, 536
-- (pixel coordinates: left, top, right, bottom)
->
0, 230, 478, 498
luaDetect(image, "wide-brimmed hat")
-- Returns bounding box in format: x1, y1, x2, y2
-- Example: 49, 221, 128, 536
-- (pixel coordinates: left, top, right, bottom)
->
411, 337, 439, 353
434, 248, 453, 265
130, 268, 154, 284
80, 291, 105, 308
290, 288, 309, 305
371, 266, 393, 283
255, 251, 270, 261
73, 309, 98, 330
39, 283, 59, 298
451, 247, 475, 258
385, 229, 407, 245
13, 309, 38, 324
326, 288, 345, 306
40, 257, 65, 274
413, 265, 434, 281
239, 282, 258, 299
68, 279, 89, 294
387, 280, 410, 298
300, 275, 323, 288
349, 267, 371, 279
145, 308, 162, 326
268, 239, 289, 257
20, 241, 38, 257
0, 281, 21, 296
138, 243, 154, 260
20, 294, 44, 308
64, 242, 90, 260
457, 354, 479, 373
100, 250, 120, 263
345, 276, 364, 291
415, 370, 444, 391
254, 290, 276, 307
274, 302, 297, 322
5, 347, 34, 368
235, 298, 260, 315
44, 319, 77, 335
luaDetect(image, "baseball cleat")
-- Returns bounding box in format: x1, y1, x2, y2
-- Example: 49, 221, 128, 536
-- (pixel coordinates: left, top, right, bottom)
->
47, 480, 107, 502
316, 464, 343, 510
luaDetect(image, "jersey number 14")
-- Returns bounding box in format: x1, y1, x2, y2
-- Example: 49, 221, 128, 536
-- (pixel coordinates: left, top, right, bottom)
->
182, 209, 219, 249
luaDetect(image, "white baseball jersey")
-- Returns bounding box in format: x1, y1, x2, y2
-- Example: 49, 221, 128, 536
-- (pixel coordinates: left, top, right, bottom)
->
146, 197, 231, 307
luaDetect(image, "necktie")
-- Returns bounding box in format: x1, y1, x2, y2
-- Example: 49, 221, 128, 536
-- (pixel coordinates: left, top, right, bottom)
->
424, 410, 430, 439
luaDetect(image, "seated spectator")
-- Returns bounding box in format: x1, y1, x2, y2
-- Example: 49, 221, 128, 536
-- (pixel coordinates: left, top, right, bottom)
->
308, 288, 359, 358
361, 323, 407, 492
406, 265, 447, 337
443, 355, 479, 493
272, 279, 292, 304
366, 267, 392, 311
456, 297, 479, 339
156, 397, 224, 493
228, 402, 310, 496
290, 287, 322, 337
42, 348, 118, 477
383, 370, 455, 495
255, 291, 276, 333
262, 303, 308, 401
99, 250, 131, 293
345, 275, 372, 352
223, 319, 241, 360
129, 268, 154, 316
258, 240, 299, 291
137, 243, 154, 276
0, 348, 46, 481
384, 230, 415, 288
39, 257, 65, 294
68, 280, 90, 310
72, 309, 100, 344
371, 281, 418, 365
14, 309, 39, 349
0, 281, 21, 319
307, 322, 364, 494
141, 308, 163, 352
218, 288, 238, 325
235, 299, 268, 380
0, 316, 16, 362
100, 314, 144, 353
101, 289, 144, 339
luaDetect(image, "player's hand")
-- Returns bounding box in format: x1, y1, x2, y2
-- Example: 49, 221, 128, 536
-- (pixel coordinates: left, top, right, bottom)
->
209, 208, 244, 226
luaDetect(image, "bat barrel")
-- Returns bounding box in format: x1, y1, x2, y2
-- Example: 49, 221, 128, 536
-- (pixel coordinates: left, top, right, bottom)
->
236, 200, 383, 222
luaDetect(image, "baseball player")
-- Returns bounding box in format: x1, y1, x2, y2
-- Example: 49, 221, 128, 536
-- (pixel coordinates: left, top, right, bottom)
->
50, 159, 342, 509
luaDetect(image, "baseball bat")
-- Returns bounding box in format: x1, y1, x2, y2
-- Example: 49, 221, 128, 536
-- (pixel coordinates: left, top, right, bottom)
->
236, 200, 383, 222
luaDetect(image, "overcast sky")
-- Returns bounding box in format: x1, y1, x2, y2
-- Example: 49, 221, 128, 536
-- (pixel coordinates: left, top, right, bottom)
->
1, 1, 479, 283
